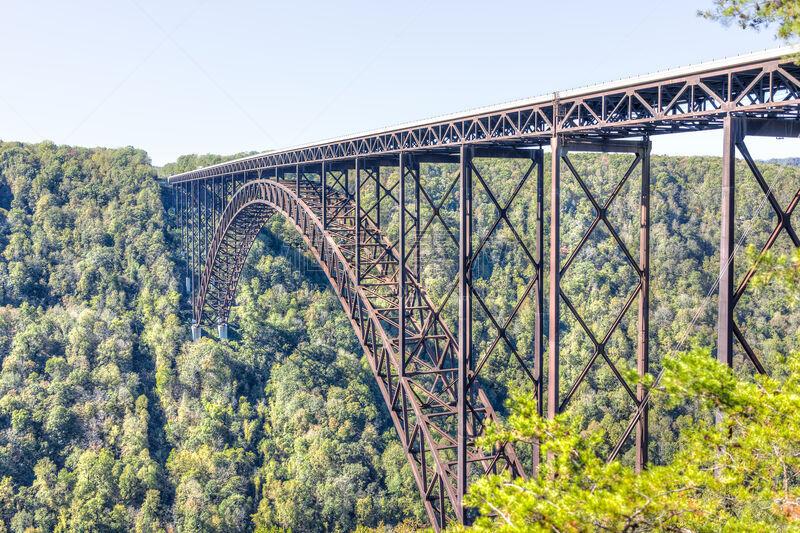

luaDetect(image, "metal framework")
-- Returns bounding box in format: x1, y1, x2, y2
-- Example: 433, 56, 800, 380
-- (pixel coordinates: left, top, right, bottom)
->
169, 47, 800, 530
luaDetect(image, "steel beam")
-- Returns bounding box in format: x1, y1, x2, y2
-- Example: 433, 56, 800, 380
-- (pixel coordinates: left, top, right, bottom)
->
194, 179, 199, 325
295, 164, 301, 224
534, 148, 544, 471
718, 116, 742, 370
563, 139, 644, 154
636, 140, 651, 472
322, 161, 328, 229
742, 117, 800, 138
355, 158, 362, 282
186, 166, 572, 529
413, 157, 421, 281
375, 166, 382, 230
548, 136, 562, 422
399, 152, 407, 376
457, 144, 473, 521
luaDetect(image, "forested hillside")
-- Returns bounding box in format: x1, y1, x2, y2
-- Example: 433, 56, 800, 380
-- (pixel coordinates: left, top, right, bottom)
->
0, 142, 423, 532
0, 141, 796, 532
0, 141, 177, 531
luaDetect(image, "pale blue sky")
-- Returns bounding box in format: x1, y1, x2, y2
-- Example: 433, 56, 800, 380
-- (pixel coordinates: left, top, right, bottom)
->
0, 1, 796, 166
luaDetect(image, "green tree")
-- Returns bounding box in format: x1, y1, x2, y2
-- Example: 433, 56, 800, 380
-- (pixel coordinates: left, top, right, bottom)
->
701, 0, 800, 43
456, 253, 800, 532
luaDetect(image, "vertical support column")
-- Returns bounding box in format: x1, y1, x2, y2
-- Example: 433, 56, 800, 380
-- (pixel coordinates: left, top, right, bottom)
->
295, 164, 301, 224
355, 158, 362, 282
548, 136, 562, 422
413, 156, 421, 281
202, 178, 207, 297
212, 175, 216, 237
192, 179, 197, 320
534, 149, 544, 473
636, 139, 651, 472
397, 154, 410, 457
718, 116, 740, 371
176, 183, 180, 253
183, 183, 191, 293
203, 177, 209, 333
457, 144, 473, 524
223, 174, 230, 329
193, 179, 201, 341
398, 152, 407, 376
212, 174, 218, 326
322, 161, 328, 229
173, 185, 178, 252
375, 166, 382, 230
187, 182, 192, 296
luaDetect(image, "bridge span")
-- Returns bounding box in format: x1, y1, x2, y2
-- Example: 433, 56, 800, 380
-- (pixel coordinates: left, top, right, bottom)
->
169, 46, 800, 530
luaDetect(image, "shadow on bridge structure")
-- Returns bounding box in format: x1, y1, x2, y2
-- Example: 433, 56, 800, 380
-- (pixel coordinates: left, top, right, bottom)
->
168, 46, 800, 531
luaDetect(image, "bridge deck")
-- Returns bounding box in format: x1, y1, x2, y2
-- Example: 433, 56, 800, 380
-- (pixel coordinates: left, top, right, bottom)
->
169, 45, 800, 183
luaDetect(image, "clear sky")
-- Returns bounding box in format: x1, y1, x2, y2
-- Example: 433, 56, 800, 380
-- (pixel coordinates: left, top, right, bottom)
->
1, 0, 797, 166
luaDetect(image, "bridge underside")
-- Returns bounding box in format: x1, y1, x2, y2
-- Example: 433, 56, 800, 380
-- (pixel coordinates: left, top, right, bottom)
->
170, 50, 800, 531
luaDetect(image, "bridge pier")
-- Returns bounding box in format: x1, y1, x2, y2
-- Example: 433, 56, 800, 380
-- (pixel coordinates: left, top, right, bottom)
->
457, 144, 473, 523
549, 136, 652, 472
218, 323, 228, 341
717, 116, 800, 376
191, 325, 201, 342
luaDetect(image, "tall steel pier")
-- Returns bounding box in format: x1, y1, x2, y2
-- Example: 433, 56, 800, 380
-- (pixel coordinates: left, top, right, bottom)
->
169, 47, 800, 530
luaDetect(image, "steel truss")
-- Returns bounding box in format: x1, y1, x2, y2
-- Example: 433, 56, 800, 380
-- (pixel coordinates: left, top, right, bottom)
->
549, 137, 652, 470
606, 116, 800, 463
178, 148, 545, 529
173, 123, 800, 529
169, 49, 800, 531
169, 52, 800, 183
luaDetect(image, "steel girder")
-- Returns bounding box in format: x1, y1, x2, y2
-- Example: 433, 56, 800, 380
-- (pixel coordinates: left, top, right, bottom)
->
717, 117, 800, 374
168, 54, 800, 185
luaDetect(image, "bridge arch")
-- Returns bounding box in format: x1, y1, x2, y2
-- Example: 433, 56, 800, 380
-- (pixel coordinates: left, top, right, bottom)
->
191, 177, 524, 529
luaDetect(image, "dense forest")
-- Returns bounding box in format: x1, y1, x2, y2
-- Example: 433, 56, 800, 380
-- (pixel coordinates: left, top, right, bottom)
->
0, 140, 796, 532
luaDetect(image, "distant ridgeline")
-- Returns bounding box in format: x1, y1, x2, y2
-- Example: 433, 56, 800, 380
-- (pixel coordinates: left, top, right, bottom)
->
761, 157, 800, 167
0, 140, 796, 532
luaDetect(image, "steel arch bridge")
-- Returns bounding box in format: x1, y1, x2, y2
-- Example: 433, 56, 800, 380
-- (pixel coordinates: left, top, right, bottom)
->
169, 46, 800, 530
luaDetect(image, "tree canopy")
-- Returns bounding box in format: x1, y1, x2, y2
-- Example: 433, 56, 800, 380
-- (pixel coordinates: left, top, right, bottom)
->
701, 0, 800, 43
0, 141, 797, 532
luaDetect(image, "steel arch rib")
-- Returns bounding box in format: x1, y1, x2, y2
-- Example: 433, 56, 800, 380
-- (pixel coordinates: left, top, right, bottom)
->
193, 178, 524, 530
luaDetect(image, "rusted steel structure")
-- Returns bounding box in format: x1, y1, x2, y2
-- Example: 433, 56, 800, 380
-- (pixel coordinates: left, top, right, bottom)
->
169, 47, 800, 530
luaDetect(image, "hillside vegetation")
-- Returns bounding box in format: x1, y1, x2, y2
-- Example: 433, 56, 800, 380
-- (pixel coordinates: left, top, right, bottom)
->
0, 141, 796, 532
